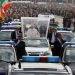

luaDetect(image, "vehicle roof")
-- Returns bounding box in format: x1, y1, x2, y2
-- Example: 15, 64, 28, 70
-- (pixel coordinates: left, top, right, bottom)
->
23, 37, 47, 40
13, 63, 64, 70
3, 25, 21, 27
66, 45, 75, 47
0, 44, 12, 46
4, 21, 21, 24
11, 22, 21, 23
1, 30, 14, 32
57, 31, 72, 33
38, 14, 55, 18
12, 70, 68, 74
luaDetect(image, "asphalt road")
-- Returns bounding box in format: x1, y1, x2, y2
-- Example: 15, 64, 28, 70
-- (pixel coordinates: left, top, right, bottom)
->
55, 15, 63, 27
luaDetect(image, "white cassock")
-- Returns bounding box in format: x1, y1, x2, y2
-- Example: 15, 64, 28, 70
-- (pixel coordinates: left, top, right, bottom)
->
26, 28, 40, 37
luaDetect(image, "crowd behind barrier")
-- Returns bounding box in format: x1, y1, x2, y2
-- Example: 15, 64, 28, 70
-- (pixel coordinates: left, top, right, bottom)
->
0, 2, 75, 29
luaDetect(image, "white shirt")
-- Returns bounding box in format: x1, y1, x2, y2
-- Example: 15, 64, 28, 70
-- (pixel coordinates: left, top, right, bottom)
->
16, 31, 18, 39
15, 40, 20, 46
26, 28, 40, 37
57, 38, 61, 44
51, 32, 55, 43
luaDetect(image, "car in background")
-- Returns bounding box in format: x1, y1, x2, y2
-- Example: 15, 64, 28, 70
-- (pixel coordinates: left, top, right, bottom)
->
0, 26, 16, 41
62, 42, 75, 75
0, 41, 17, 75
38, 14, 55, 23
0, 25, 22, 41
57, 28, 75, 42
0, 30, 14, 41
13, 19, 21, 22
0, 41, 16, 61
23, 38, 52, 56
4, 21, 21, 27
50, 22, 59, 28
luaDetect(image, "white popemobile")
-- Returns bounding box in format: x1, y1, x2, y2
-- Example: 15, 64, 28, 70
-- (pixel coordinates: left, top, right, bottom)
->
21, 17, 52, 56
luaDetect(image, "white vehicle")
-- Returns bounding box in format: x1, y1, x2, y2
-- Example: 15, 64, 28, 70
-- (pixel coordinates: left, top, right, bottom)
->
9, 56, 72, 75
23, 38, 52, 56
0, 41, 17, 75
13, 19, 20, 22
0, 30, 14, 41
57, 27, 75, 42
0, 26, 15, 41
62, 42, 75, 75
38, 14, 55, 23
21, 17, 51, 56
4, 21, 21, 27
0, 41, 17, 61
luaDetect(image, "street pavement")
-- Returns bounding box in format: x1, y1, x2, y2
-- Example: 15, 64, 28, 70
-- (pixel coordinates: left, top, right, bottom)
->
55, 15, 63, 27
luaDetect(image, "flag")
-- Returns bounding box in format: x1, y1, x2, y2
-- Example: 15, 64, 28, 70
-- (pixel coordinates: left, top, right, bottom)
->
0, 7, 5, 17
0, 7, 5, 20
1, 0, 10, 11
0, 7, 2, 17
2, 9, 6, 17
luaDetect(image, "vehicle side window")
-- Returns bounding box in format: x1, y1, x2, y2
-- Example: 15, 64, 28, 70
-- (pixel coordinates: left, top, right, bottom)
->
62, 34, 67, 41
66, 35, 72, 42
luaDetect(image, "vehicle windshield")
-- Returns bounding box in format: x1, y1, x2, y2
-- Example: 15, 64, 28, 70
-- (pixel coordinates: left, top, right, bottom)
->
24, 39, 48, 47
64, 47, 75, 62
11, 73, 69, 75
50, 24, 59, 28
0, 46, 15, 61
58, 32, 75, 42
0, 31, 12, 41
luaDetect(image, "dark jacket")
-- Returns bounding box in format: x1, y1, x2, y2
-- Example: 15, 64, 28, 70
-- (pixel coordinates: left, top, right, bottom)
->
53, 39, 64, 59
15, 39, 27, 60
47, 32, 52, 41
47, 32, 57, 45
11, 31, 21, 41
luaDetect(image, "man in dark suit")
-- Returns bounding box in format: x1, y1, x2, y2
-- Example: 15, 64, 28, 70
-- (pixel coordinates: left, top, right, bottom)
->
15, 33, 27, 60
11, 26, 21, 41
53, 33, 64, 59
47, 28, 57, 46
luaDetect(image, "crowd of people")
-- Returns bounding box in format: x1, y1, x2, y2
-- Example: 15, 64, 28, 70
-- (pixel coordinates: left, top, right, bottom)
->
0, 2, 75, 29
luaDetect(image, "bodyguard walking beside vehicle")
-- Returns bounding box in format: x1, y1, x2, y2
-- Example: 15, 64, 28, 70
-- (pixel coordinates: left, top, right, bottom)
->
53, 33, 65, 60
14, 33, 27, 60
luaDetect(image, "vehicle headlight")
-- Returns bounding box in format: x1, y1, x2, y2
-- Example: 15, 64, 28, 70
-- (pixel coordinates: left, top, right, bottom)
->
42, 51, 52, 56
